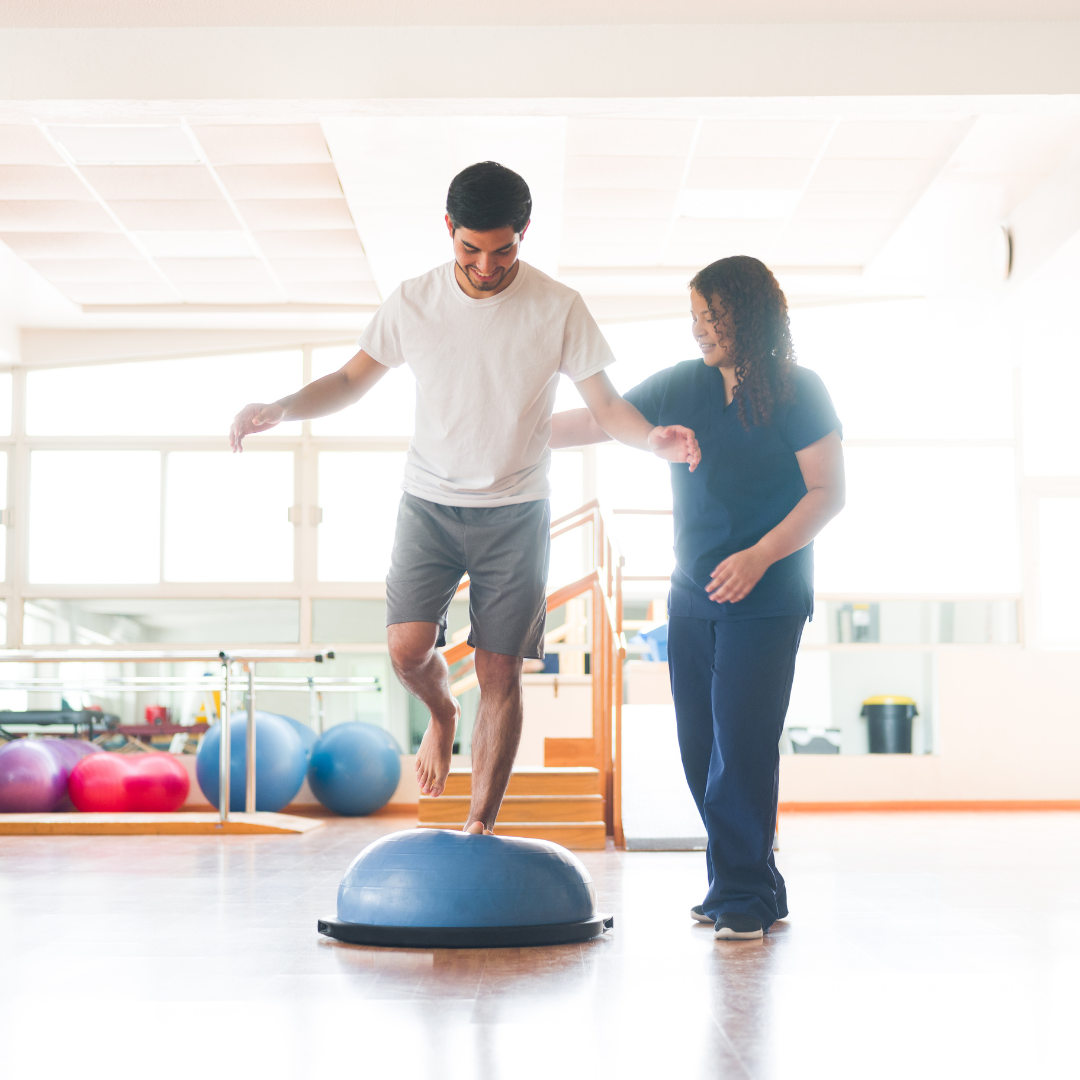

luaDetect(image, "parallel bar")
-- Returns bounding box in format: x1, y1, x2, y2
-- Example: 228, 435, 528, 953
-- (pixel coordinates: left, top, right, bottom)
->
245, 666, 256, 814
219, 660, 230, 824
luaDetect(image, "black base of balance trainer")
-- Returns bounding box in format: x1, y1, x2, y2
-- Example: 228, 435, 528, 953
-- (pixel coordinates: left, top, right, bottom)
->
317, 914, 614, 949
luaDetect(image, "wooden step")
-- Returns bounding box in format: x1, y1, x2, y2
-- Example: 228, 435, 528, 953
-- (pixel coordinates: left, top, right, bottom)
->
443, 767, 601, 797
419, 794, 604, 824
417, 821, 607, 850
544, 738, 598, 768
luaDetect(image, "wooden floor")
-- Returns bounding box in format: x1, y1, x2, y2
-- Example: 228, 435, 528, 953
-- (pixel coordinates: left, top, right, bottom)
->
1, 811, 1077, 1079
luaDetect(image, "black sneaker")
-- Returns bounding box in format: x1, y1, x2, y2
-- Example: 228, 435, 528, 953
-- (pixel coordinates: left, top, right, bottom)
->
690, 904, 714, 924
714, 912, 763, 940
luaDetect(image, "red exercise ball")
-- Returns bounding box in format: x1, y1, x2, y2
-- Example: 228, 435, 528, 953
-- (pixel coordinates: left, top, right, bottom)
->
68, 753, 190, 813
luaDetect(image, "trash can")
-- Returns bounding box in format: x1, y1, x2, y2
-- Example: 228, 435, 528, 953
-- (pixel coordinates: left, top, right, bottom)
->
861, 695, 918, 754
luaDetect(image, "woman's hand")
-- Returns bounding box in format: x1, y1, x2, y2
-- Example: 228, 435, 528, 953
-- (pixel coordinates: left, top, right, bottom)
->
648, 425, 701, 472
707, 545, 772, 604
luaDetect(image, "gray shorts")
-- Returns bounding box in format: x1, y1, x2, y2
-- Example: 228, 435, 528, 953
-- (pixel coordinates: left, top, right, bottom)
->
385, 493, 550, 659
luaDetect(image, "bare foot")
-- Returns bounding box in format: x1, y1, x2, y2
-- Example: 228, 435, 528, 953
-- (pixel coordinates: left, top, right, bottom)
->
464, 820, 494, 835
415, 700, 458, 797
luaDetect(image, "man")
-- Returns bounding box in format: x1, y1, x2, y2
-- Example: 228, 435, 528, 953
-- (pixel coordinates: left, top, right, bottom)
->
231, 161, 699, 834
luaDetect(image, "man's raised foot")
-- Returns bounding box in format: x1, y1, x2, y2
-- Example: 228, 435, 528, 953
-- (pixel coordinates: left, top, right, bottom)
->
414, 701, 459, 796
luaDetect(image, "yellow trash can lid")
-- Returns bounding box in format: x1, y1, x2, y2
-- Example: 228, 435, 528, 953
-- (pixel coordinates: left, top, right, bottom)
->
862, 695, 917, 706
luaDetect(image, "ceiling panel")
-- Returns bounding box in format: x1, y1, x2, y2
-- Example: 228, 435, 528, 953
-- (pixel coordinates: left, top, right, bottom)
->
696, 120, 833, 159
794, 190, 910, 220
269, 257, 374, 283
563, 217, 669, 247
0, 200, 117, 230
825, 120, 965, 160
253, 229, 365, 257
809, 158, 938, 192
563, 188, 677, 219
154, 257, 273, 283
778, 219, 895, 249
28, 258, 158, 283
770, 238, 877, 264
0, 232, 140, 259
50, 125, 200, 164
565, 119, 696, 159
109, 199, 237, 230
136, 231, 254, 258
79, 165, 221, 200
559, 243, 666, 267
233, 198, 356, 230
564, 156, 685, 190
284, 282, 382, 305
686, 157, 814, 189
215, 164, 343, 200
175, 283, 283, 304
0, 126, 65, 165
55, 282, 178, 305
190, 124, 332, 164
668, 218, 784, 249
0, 166, 92, 200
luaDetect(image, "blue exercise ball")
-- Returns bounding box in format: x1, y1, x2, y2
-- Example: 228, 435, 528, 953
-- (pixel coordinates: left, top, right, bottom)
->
337, 829, 597, 929
262, 712, 316, 761
196, 711, 306, 812
307, 722, 401, 816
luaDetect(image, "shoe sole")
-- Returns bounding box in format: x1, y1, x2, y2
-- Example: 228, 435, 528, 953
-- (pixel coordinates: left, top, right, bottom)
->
691, 910, 714, 925
714, 927, 764, 940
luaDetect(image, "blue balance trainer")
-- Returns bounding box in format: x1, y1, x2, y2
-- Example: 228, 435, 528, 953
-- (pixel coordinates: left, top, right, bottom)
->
317, 828, 614, 948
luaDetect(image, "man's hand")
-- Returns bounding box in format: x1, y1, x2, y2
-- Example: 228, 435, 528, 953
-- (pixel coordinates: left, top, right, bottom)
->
707, 545, 771, 604
648, 425, 701, 472
230, 402, 285, 452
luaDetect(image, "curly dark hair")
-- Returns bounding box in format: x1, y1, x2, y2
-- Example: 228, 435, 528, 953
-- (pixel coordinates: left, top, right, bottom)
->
689, 256, 796, 428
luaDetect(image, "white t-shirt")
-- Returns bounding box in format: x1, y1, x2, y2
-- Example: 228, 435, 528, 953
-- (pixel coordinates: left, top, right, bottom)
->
357, 260, 615, 507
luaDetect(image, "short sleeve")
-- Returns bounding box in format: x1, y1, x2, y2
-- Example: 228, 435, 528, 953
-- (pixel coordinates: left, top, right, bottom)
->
782, 368, 842, 451
558, 294, 616, 383
622, 368, 672, 427
356, 287, 406, 369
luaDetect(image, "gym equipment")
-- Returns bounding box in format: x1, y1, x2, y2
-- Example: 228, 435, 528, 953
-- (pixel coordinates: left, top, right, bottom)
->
39, 739, 103, 811
68, 752, 190, 812
268, 712, 317, 760
317, 828, 614, 948
0, 740, 68, 812
196, 711, 306, 812
307, 722, 401, 816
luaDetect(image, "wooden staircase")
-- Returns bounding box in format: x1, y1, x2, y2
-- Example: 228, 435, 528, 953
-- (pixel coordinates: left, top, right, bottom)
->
417, 767, 607, 849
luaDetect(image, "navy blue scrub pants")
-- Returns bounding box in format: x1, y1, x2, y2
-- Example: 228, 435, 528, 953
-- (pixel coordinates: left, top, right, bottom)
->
667, 614, 805, 929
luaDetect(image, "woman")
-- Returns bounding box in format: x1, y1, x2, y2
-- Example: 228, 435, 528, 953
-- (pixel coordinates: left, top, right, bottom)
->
550, 256, 844, 939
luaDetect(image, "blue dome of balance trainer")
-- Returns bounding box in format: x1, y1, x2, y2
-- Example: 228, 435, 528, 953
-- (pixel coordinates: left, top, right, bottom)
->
318, 829, 613, 948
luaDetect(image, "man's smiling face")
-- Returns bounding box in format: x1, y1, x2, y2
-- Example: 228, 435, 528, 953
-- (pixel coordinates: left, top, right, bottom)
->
446, 215, 529, 295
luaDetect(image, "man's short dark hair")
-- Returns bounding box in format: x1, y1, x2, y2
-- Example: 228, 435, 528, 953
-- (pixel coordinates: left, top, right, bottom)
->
446, 161, 532, 234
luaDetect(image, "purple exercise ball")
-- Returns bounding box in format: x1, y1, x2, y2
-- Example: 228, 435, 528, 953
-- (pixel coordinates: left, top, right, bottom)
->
39, 739, 103, 812
0, 740, 68, 812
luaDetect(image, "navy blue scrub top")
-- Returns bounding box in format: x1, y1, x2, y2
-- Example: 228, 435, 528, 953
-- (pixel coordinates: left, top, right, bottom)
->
623, 361, 842, 621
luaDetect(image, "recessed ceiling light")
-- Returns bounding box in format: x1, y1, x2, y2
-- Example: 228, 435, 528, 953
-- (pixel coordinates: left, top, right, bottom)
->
677, 189, 803, 221
49, 126, 201, 165
135, 232, 255, 258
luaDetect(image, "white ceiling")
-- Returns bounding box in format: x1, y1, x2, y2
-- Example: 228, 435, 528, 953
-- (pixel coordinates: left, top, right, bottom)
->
1, 102, 1080, 337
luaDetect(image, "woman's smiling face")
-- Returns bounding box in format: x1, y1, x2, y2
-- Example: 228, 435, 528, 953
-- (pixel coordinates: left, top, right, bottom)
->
690, 289, 736, 370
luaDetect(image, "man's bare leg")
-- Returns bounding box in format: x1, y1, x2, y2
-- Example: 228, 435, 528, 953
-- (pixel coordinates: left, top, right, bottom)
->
388, 622, 459, 797
464, 649, 524, 834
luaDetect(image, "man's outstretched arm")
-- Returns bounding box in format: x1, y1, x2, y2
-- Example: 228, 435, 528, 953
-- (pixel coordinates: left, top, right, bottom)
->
568, 371, 701, 471
230, 349, 389, 451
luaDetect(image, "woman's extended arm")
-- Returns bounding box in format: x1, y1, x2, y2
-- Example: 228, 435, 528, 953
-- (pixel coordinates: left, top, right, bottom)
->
707, 430, 845, 604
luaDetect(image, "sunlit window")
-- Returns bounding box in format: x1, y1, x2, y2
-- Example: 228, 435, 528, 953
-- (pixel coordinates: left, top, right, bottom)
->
164, 452, 294, 582
815, 447, 1020, 594
0, 372, 12, 437
0, 451, 7, 581
310, 345, 415, 437
26, 351, 303, 437
29, 451, 160, 584
318, 451, 406, 581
